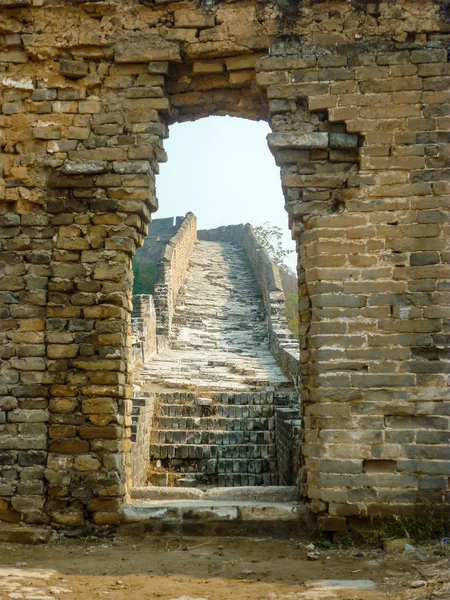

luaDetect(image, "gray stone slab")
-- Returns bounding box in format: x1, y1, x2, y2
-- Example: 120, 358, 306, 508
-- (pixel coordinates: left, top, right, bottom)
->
305, 580, 377, 590
267, 132, 329, 150
204, 486, 298, 502
131, 486, 204, 500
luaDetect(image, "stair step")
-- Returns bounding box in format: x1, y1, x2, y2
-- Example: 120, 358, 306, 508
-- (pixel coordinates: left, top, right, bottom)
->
151, 431, 275, 444
133, 239, 299, 488
131, 485, 299, 502
150, 444, 276, 459
154, 392, 295, 406
157, 404, 276, 418
154, 417, 275, 431
123, 499, 307, 537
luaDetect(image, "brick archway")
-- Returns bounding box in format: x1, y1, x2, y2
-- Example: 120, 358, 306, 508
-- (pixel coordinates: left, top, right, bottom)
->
0, 0, 449, 530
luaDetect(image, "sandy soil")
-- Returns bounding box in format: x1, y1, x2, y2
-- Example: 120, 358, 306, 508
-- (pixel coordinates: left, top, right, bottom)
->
0, 533, 448, 600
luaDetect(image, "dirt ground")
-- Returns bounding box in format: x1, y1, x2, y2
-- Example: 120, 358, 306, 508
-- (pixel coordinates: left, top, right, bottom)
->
1, 533, 449, 600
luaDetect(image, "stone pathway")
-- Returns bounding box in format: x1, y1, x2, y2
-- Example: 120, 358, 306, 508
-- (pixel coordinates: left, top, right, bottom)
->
135, 241, 291, 392
0, 566, 71, 600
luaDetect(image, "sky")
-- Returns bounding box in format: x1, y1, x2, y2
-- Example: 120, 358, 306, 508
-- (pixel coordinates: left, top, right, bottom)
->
155, 116, 297, 270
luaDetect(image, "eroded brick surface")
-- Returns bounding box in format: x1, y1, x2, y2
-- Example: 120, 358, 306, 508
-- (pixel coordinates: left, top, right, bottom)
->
0, 0, 449, 529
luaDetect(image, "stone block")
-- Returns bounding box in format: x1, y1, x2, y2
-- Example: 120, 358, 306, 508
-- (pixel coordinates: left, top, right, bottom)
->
8, 409, 48, 423
59, 162, 108, 175
113, 160, 150, 174
411, 49, 447, 63
79, 425, 121, 440
74, 455, 101, 471
59, 60, 89, 79
31, 89, 57, 101
52, 510, 84, 526
49, 440, 89, 454
192, 60, 224, 74
0, 0, 30, 5
115, 35, 181, 63
82, 399, 118, 414
329, 133, 358, 149
267, 132, 328, 151
174, 10, 215, 28
92, 512, 122, 525
11, 496, 45, 511
0, 50, 27, 63
33, 127, 61, 140
47, 345, 79, 359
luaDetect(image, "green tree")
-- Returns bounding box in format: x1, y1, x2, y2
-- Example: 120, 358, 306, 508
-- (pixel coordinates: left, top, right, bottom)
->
253, 222, 299, 336
253, 221, 293, 269
133, 260, 158, 295
285, 292, 299, 337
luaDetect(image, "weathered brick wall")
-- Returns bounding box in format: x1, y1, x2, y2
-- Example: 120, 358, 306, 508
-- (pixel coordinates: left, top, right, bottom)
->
275, 407, 302, 487
129, 393, 156, 489
241, 224, 301, 385
258, 40, 450, 529
130, 294, 156, 365
0, 0, 448, 529
133, 215, 184, 296
154, 212, 197, 341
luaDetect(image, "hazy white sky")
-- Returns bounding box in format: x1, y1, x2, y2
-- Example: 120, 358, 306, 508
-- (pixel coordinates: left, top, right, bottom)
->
155, 116, 297, 270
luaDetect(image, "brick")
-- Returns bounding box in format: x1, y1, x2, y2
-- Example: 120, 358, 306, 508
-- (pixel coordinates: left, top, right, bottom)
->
33, 126, 61, 140
267, 132, 328, 150
174, 9, 215, 28
411, 49, 448, 63
59, 60, 89, 79
115, 36, 181, 63
359, 77, 422, 93
49, 440, 89, 454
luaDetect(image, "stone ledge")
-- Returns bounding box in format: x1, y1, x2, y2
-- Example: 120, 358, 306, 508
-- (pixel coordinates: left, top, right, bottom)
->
131, 485, 299, 502
124, 500, 306, 523
0, 523, 54, 545
121, 499, 315, 537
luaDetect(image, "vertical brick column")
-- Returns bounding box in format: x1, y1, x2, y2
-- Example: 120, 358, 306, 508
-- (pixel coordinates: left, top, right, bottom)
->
258, 41, 450, 529
0, 212, 51, 525
39, 57, 172, 527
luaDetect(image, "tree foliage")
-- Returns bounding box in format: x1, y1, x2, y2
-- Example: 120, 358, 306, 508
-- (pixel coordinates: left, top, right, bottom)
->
133, 260, 159, 296
285, 292, 299, 337
253, 221, 293, 269
253, 222, 299, 336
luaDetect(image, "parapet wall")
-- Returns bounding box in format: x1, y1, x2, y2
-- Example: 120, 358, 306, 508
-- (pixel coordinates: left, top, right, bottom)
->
198, 224, 300, 386
129, 393, 156, 490
130, 295, 156, 365
154, 212, 197, 342
131, 213, 197, 362
275, 407, 302, 486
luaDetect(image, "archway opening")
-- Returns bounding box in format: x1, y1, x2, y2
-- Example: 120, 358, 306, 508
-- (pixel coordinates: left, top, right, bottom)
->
128, 116, 301, 496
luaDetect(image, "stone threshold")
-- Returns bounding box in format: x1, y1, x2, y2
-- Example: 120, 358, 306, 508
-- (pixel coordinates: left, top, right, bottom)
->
123, 486, 314, 537
130, 485, 299, 502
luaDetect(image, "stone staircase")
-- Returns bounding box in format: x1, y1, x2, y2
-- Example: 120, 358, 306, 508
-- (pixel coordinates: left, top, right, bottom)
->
134, 240, 291, 391
147, 390, 298, 488
131, 238, 300, 493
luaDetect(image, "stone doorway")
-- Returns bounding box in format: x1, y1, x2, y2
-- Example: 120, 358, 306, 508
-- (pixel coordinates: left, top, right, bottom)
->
126, 112, 303, 529
1, 0, 448, 532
